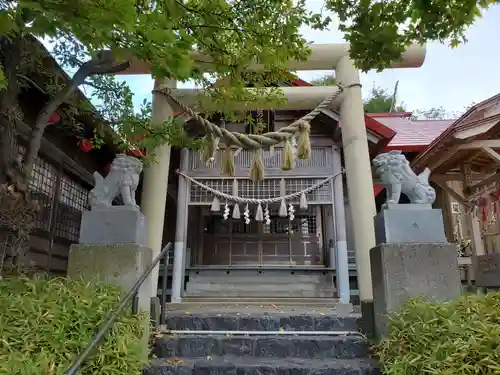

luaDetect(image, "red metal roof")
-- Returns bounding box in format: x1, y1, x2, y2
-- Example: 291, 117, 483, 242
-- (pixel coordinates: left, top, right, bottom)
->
367, 112, 412, 118
373, 116, 455, 151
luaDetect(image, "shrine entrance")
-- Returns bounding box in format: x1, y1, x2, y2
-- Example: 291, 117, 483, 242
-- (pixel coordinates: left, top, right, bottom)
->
199, 205, 323, 266
183, 175, 334, 269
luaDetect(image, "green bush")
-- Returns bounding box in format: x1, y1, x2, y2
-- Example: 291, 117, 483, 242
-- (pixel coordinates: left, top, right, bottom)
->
374, 292, 500, 375
0, 276, 148, 375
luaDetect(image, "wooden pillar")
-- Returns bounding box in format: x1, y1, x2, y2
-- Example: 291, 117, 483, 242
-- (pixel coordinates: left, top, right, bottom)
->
171, 148, 189, 303
461, 164, 486, 294
332, 146, 350, 304
335, 58, 376, 303
323, 206, 336, 269
461, 164, 486, 258
141, 79, 176, 296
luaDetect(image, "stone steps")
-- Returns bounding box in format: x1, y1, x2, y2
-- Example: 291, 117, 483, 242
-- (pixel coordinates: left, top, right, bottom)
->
185, 284, 336, 298
149, 312, 378, 375
187, 275, 333, 284
145, 357, 380, 375
154, 334, 368, 359
185, 290, 335, 298
179, 296, 340, 305
163, 313, 359, 332
185, 271, 336, 298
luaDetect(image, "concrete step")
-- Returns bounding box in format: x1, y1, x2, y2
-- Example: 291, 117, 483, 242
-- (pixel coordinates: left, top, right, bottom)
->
145, 357, 380, 375
179, 297, 340, 305
184, 291, 335, 298
187, 275, 333, 284
185, 283, 336, 298
186, 283, 334, 291
154, 334, 368, 359
163, 313, 359, 332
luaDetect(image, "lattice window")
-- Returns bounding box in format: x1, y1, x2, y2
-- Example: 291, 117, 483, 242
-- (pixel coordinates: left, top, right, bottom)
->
293, 216, 317, 235
190, 179, 233, 203
18, 145, 89, 241
54, 174, 89, 241
29, 156, 58, 231
263, 215, 316, 234
238, 179, 281, 200
59, 175, 88, 211
285, 179, 331, 203
189, 178, 331, 204
264, 217, 291, 234
188, 147, 332, 171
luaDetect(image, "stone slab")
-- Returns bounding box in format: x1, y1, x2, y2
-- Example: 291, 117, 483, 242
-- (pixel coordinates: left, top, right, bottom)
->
164, 313, 359, 332
79, 206, 146, 246
374, 206, 447, 245
68, 243, 153, 313
370, 243, 461, 338
383, 203, 433, 210
155, 335, 367, 359
474, 253, 500, 288
145, 357, 379, 375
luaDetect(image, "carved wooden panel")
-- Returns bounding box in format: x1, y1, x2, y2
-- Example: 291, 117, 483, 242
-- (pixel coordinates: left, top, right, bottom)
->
187, 144, 335, 177
189, 178, 333, 204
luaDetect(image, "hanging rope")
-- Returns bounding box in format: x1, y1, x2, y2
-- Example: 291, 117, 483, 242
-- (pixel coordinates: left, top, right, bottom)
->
177, 169, 344, 204
153, 83, 358, 150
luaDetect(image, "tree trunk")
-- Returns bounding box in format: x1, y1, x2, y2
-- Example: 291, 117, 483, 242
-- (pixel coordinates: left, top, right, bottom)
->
0, 35, 33, 274
0, 36, 22, 187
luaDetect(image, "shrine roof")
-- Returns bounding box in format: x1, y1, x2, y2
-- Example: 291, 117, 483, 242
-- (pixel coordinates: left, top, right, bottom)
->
374, 116, 455, 151
411, 93, 500, 176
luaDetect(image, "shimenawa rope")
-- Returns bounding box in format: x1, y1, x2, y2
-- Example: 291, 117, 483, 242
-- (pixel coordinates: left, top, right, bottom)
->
177, 169, 345, 204
153, 83, 359, 149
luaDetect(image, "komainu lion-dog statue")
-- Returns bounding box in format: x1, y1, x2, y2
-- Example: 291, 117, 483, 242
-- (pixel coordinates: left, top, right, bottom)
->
88, 154, 143, 209
372, 150, 436, 206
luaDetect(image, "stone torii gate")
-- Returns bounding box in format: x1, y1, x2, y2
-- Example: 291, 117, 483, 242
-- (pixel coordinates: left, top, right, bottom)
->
117, 43, 426, 309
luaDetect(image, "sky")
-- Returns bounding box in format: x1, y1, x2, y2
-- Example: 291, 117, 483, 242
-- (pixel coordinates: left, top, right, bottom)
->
118, 2, 500, 117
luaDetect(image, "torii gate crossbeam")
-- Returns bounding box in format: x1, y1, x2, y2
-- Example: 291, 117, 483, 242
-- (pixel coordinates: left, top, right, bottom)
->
127, 43, 426, 308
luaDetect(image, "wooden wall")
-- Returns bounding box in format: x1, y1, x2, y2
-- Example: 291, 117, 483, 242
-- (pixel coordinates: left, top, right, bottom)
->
442, 180, 500, 255
1, 91, 114, 275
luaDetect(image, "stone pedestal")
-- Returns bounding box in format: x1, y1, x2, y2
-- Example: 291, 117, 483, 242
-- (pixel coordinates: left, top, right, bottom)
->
79, 206, 147, 246
68, 243, 154, 359
369, 205, 461, 339
68, 243, 153, 313
371, 243, 461, 337
374, 204, 447, 244
474, 253, 500, 288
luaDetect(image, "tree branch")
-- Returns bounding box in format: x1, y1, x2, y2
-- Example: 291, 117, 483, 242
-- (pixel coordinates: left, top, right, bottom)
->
22, 52, 131, 180
17, 74, 48, 94
82, 80, 116, 92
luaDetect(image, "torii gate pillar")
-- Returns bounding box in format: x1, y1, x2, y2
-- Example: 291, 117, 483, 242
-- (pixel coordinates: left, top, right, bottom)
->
335, 57, 377, 305
141, 78, 176, 296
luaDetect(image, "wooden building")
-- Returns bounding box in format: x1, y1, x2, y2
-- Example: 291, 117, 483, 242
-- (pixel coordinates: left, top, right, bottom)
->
0, 38, 116, 275
8, 39, 497, 301
163, 79, 459, 304
411, 94, 500, 285
164, 89, 500, 303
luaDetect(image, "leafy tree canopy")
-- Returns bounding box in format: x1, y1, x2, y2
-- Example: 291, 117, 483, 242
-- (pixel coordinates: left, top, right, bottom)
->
363, 86, 406, 114
326, 0, 498, 71
362, 86, 452, 120
0, 0, 329, 187
310, 79, 453, 120
0, 0, 496, 187
310, 74, 337, 86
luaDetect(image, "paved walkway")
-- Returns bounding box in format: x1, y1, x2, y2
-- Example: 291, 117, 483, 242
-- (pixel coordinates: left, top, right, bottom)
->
166, 303, 360, 316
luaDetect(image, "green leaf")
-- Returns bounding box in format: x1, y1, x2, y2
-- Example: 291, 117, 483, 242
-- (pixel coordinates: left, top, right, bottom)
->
0, 65, 6, 90
374, 292, 500, 375
0, 277, 148, 375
